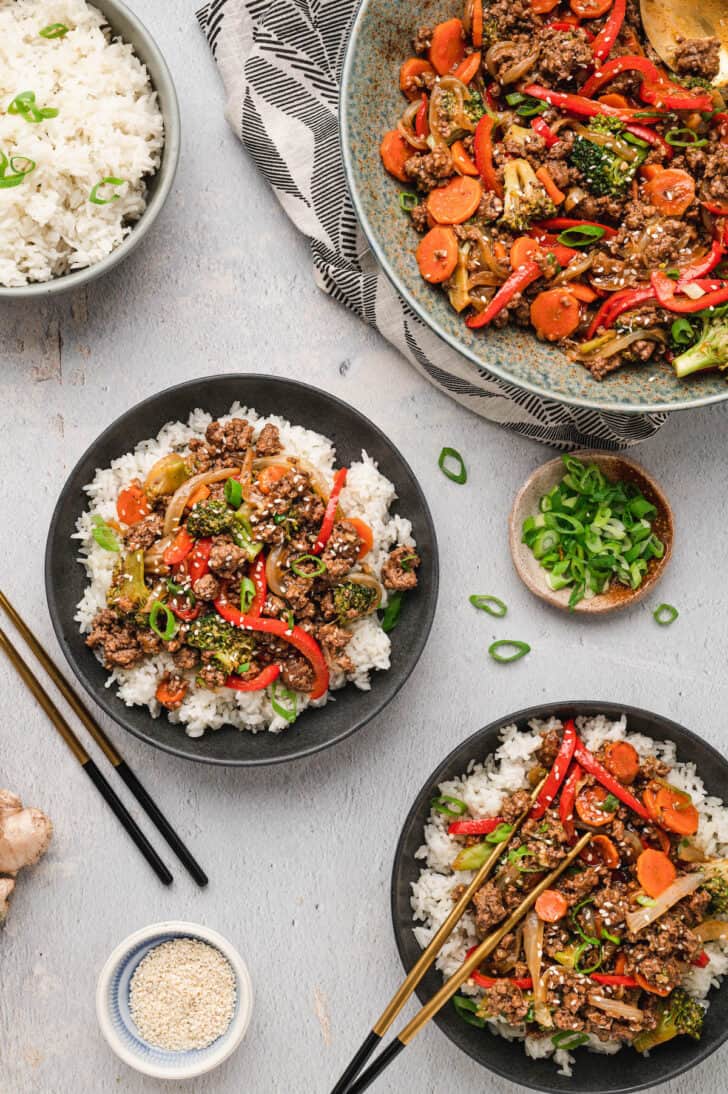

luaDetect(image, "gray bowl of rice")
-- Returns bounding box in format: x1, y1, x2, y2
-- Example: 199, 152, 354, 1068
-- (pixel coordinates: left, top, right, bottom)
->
0, 0, 180, 296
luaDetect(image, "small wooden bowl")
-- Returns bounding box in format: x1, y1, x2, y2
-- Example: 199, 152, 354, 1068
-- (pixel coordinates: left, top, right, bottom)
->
509, 450, 674, 615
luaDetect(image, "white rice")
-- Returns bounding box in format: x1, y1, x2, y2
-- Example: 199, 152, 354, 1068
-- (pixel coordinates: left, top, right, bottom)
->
0, 0, 164, 286
411, 714, 728, 1074
74, 403, 415, 736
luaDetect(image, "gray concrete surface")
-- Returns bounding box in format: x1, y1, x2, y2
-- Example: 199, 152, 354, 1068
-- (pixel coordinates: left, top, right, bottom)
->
2, 4, 728, 1092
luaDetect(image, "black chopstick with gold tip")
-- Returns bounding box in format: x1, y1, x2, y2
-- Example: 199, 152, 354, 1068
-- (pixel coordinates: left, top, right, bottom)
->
341, 832, 593, 1094
0, 625, 174, 886
0, 590, 207, 887
330, 780, 546, 1094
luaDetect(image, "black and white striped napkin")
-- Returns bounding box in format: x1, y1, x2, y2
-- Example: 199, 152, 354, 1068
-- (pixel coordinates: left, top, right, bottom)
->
196, 0, 667, 449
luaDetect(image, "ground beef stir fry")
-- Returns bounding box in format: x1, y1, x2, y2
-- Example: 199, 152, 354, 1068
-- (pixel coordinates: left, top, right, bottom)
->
445, 722, 728, 1053
381, 0, 728, 382
85, 418, 420, 717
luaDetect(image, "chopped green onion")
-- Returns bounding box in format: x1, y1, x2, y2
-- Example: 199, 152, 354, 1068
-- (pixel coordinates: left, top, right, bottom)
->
505, 92, 527, 105
453, 994, 486, 1028
485, 822, 513, 843
600, 792, 619, 813
8, 91, 58, 123
517, 99, 548, 117
286, 611, 295, 631
149, 601, 177, 641
469, 594, 507, 617
488, 640, 530, 664
601, 928, 621, 945
653, 603, 678, 626
671, 317, 697, 346
271, 681, 297, 723
0, 150, 36, 188
400, 554, 418, 572
665, 127, 708, 148
240, 577, 256, 613
89, 177, 126, 205
438, 446, 467, 484
224, 477, 242, 508
40, 23, 69, 38
381, 591, 403, 633
552, 1031, 589, 1050
665, 268, 680, 280
167, 579, 185, 596
636, 894, 656, 907
91, 514, 120, 552
290, 554, 327, 578
399, 190, 418, 211
574, 940, 603, 974
556, 225, 606, 248
431, 794, 468, 818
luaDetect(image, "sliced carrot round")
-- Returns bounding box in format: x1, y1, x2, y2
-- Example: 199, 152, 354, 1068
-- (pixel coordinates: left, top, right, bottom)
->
399, 57, 435, 100
510, 235, 541, 269
257, 464, 289, 494
535, 889, 569, 923
581, 833, 620, 869
416, 225, 459, 283
530, 288, 581, 341
637, 847, 676, 898
603, 740, 640, 785
453, 51, 481, 85
117, 482, 151, 525
655, 786, 699, 836
575, 784, 614, 827
644, 168, 695, 216
347, 517, 374, 559
428, 18, 466, 76
570, 0, 613, 16
566, 282, 598, 303
427, 175, 482, 224
531, 0, 560, 11
380, 130, 412, 182
450, 139, 479, 177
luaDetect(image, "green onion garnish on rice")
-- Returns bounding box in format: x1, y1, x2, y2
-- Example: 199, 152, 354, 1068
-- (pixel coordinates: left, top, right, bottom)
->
469, 594, 507, 617
431, 795, 468, 817
0, 150, 36, 189
488, 640, 530, 664
438, 446, 467, 484
8, 90, 59, 123
653, 603, 679, 626
453, 995, 486, 1028
39, 23, 69, 38
89, 177, 126, 205
271, 682, 297, 723
91, 515, 120, 552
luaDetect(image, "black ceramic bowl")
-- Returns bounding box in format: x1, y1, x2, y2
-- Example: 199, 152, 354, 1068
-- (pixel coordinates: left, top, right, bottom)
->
391, 701, 728, 1093
45, 375, 438, 766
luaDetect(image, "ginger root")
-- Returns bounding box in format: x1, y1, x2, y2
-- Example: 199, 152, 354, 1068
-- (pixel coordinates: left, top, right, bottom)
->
0, 789, 52, 924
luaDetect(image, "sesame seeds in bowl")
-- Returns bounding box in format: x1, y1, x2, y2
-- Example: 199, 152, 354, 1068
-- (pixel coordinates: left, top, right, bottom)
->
96, 921, 253, 1079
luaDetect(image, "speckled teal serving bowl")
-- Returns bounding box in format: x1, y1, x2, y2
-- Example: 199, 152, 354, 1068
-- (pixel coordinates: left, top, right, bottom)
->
340, 0, 728, 414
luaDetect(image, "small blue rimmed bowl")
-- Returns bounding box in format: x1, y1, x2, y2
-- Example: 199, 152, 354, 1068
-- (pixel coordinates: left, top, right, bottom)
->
96, 921, 254, 1080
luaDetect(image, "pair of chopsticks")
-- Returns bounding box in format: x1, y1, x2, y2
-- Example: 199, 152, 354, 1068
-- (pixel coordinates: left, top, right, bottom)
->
331, 784, 592, 1093
0, 589, 207, 888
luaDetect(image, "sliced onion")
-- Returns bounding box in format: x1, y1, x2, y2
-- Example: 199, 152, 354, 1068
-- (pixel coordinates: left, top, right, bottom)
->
144, 453, 190, 499
588, 993, 644, 1023
626, 871, 705, 935
524, 910, 552, 1028
683, 282, 706, 301
429, 77, 474, 146
144, 536, 173, 575
578, 329, 665, 361
398, 100, 429, 151
694, 920, 728, 942
486, 41, 538, 84
552, 253, 593, 285
266, 544, 290, 598
449, 245, 472, 312
163, 466, 241, 537
678, 840, 707, 864
563, 186, 587, 213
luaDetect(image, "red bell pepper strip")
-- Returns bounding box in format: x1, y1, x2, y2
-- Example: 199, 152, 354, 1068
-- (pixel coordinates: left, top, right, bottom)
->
586, 285, 655, 340
623, 123, 673, 161
248, 553, 267, 618
559, 762, 583, 841
531, 720, 578, 820
448, 816, 505, 836
580, 55, 661, 98
472, 971, 533, 990
639, 81, 713, 112
531, 116, 559, 149
312, 467, 347, 555
573, 741, 649, 819
549, 19, 595, 42
224, 664, 281, 692
702, 200, 728, 218
591, 0, 626, 63
187, 537, 213, 584
163, 527, 194, 567
169, 595, 202, 623
591, 973, 639, 987
534, 217, 617, 240
652, 270, 728, 314
527, 230, 578, 267
521, 85, 656, 124
466, 260, 542, 329
677, 239, 725, 288
474, 115, 504, 199
415, 93, 429, 138
693, 951, 710, 969
214, 598, 329, 699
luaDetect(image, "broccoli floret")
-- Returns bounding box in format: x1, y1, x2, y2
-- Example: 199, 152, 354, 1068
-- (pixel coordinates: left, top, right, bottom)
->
570, 135, 633, 196
480, 16, 499, 48
673, 313, 728, 378
186, 612, 256, 675
679, 75, 714, 91
500, 158, 556, 232
464, 90, 485, 125
333, 580, 380, 623
107, 549, 149, 614
633, 988, 704, 1053
589, 113, 626, 136
703, 873, 728, 914
186, 498, 233, 537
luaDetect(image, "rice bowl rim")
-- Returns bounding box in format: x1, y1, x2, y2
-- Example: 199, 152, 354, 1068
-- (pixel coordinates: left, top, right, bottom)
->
389, 700, 728, 1094
0, 0, 181, 299
44, 373, 439, 766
